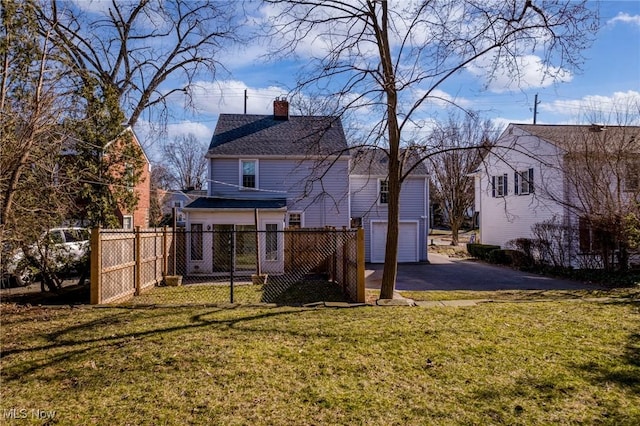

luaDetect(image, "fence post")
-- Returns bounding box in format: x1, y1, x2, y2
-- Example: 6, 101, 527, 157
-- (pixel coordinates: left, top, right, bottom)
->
342, 227, 348, 292
162, 226, 168, 279
135, 226, 141, 296
90, 227, 101, 304
356, 227, 365, 303
229, 231, 235, 303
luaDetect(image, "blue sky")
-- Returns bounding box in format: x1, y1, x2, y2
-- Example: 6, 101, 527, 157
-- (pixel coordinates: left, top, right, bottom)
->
74, 1, 640, 159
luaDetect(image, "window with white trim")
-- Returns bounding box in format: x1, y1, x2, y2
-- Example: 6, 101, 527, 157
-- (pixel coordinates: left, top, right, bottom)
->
240, 160, 257, 189
190, 223, 203, 261
515, 168, 534, 195
491, 174, 508, 197
287, 212, 303, 228
379, 179, 389, 204
122, 216, 133, 230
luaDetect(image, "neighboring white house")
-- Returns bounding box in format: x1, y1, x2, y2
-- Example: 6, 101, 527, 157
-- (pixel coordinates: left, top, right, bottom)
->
474, 123, 640, 267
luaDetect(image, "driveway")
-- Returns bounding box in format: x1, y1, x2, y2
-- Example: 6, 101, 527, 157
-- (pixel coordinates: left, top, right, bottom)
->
365, 253, 601, 291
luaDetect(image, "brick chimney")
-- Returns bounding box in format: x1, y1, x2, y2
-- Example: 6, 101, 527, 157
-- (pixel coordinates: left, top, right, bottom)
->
273, 98, 289, 120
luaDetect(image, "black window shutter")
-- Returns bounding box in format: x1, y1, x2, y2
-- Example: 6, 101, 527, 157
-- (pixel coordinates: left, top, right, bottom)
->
492, 176, 496, 197
503, 174, 508, 196
514, 172, 519, 195
529, 168, 534, 193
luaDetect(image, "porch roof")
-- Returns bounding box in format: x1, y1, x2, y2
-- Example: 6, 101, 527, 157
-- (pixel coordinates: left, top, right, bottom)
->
184, 197, 287, 210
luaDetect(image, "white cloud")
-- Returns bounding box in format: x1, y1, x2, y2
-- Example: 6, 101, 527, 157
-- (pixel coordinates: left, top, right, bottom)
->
540, 90, 640, 124
607, 12, 640, 27
181, 80, 288, 116
467, 55, 573, 94
166, 121, 212, 143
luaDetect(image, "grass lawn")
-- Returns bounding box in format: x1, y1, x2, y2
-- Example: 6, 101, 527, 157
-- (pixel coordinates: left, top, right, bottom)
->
1, 298, 639, 425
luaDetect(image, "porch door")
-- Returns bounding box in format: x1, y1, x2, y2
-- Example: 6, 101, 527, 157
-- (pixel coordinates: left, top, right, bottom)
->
212, 224, 257, 273
212, 225, 233, 272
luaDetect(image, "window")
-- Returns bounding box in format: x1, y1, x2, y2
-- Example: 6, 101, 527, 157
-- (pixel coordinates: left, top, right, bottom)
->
515, 168, 534, 195
240, 160, 257, 189
379, 179, 389, 204
491, 174, 508, 197
173, 201, 183, 208
578, 216, 612, 253
265, 224, 278, 261
125, 163, 134, 192
122, 216, 133, 230
625, 161, 639, 192
287, 212, 302, 228
190, 224, 203, 261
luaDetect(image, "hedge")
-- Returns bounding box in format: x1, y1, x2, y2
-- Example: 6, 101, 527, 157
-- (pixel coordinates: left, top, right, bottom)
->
466, 243, 501, 260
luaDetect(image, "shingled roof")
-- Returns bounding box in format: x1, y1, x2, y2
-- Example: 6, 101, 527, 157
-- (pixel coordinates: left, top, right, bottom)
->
350, 148, 429, 176
208, 114, 349, 157
513, 124, 640, 153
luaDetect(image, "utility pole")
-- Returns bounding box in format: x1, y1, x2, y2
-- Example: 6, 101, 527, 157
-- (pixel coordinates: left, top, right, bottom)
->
533, 93, 540, 124
244, 89, 248, 115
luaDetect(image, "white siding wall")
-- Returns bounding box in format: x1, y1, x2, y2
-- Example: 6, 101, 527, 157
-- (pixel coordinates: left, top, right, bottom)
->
478, 126, 566, 248
209, 157, 350, 228
350, 175, 429, 262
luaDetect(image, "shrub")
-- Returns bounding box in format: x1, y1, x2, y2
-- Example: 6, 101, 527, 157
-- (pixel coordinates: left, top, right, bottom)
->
488, 249, 513, 265
466, 243, 500, 260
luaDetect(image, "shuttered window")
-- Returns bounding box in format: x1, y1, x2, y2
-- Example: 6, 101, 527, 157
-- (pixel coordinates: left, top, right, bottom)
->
491, 174, 508, 197
515, 168, 534, 195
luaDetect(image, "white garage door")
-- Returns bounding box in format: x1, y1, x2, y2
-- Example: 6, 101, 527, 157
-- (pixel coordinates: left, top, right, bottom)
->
371, 221, 418, 263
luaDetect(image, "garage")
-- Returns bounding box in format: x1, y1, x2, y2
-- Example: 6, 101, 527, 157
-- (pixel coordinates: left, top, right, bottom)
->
370, 221, 419, 263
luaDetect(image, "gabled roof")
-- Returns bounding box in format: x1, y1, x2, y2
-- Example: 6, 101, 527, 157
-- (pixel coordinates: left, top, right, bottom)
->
510, 124, 640, 153
350, 148, 429, 176
208, 114, 349, 157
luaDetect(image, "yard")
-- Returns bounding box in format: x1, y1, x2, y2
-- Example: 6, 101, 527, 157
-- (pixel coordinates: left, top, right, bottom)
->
1, 293, 639, 425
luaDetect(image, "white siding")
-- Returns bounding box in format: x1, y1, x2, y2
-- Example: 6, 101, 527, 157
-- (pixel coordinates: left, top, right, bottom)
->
478, 125, 566, 248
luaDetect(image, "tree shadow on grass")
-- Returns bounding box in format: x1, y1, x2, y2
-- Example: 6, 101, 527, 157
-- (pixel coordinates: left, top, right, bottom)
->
573, 330, 640, 395
261, 278, 351, 305
0, 306, 319, 382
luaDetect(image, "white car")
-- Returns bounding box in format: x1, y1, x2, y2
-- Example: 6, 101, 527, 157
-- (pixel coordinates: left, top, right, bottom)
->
2, 227, 89, 287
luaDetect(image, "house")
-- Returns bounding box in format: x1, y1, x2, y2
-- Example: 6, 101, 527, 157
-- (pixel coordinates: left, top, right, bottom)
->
64, 126, 151, 229
473, 123, 640, 267
349, 148, 430, 263
107, 128, 151, 229
161, 188, 207, 227
183, 99, 351, 274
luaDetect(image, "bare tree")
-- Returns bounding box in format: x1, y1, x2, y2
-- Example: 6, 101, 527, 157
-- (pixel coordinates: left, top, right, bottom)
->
428, 112, 495, 245
267, 0, 597, 298
540, 119, 640, 270
38, 0, 241, 127
160, 133, 208, 190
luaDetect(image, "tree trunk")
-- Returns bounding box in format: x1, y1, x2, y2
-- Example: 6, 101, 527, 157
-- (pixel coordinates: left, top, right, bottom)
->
373, 1, 401, 300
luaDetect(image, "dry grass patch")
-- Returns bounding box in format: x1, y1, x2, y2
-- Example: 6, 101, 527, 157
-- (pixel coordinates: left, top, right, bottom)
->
1, 300, 639, 425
